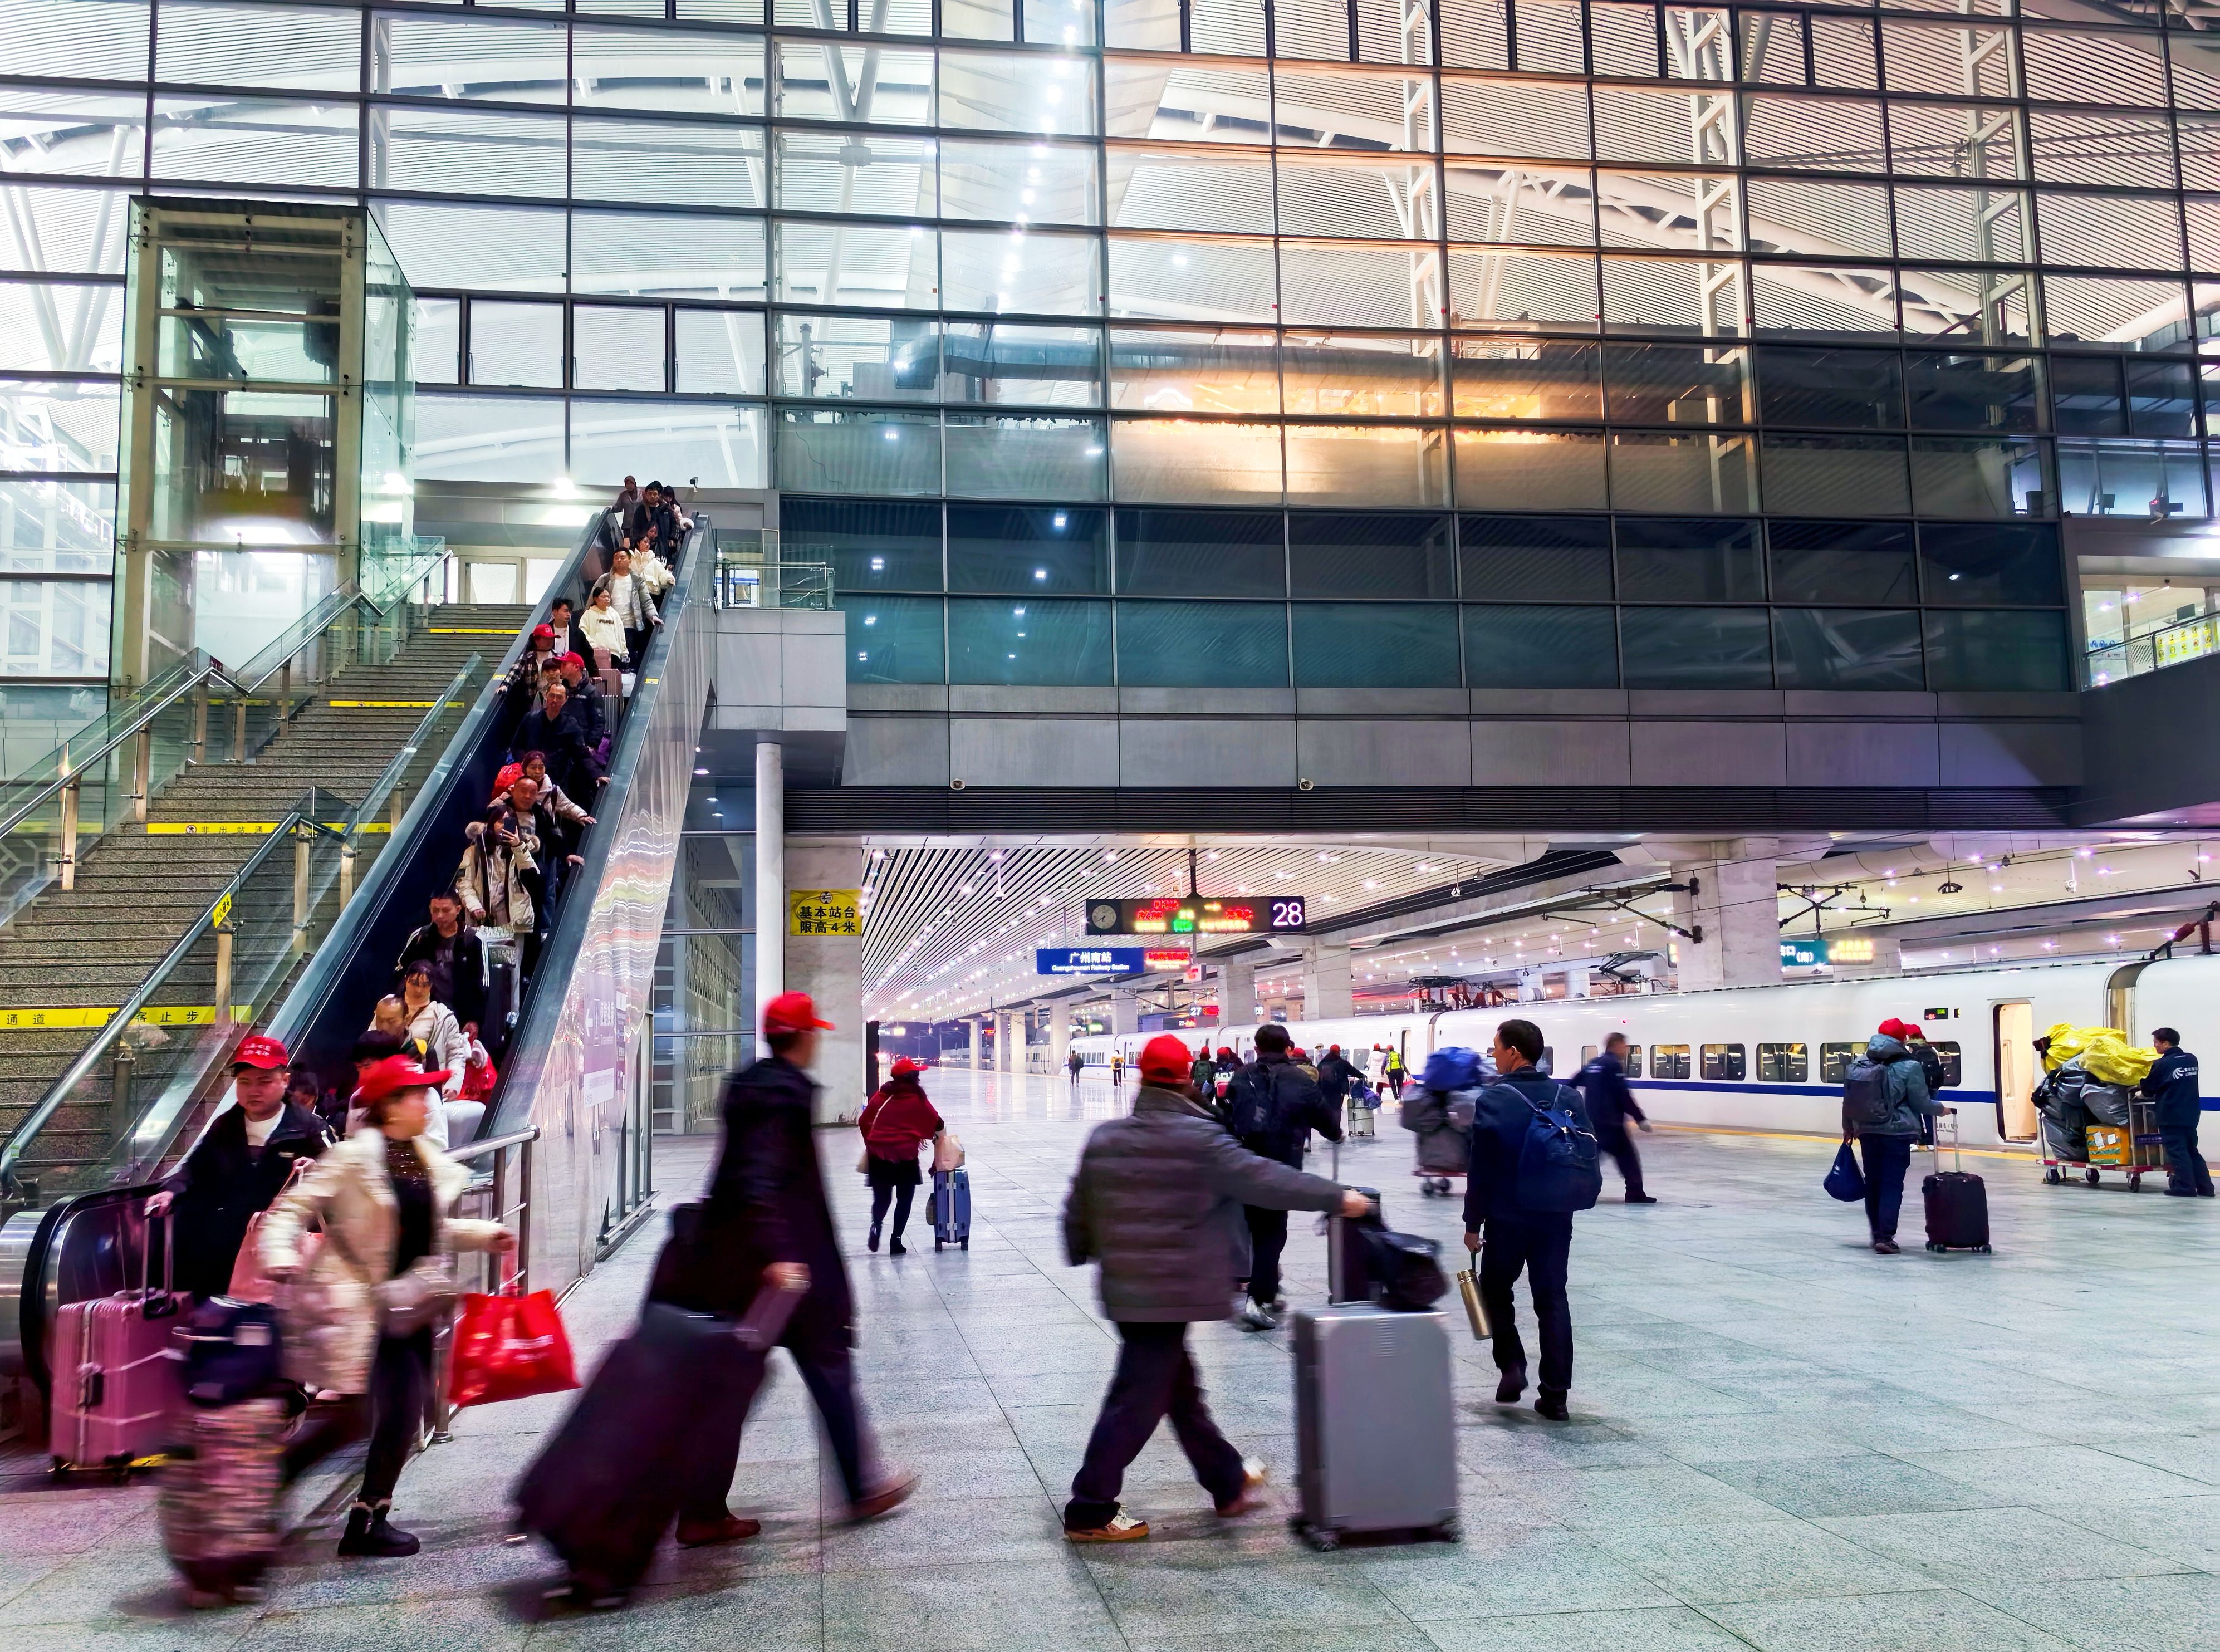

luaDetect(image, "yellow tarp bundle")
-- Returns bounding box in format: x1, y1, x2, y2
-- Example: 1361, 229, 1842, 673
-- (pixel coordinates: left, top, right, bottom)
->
2041, 1023, 2158, 1085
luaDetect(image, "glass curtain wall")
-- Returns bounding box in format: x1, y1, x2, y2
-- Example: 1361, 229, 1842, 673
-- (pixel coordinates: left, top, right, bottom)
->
16, 0, 2220, 691
651, 787, 754, 1133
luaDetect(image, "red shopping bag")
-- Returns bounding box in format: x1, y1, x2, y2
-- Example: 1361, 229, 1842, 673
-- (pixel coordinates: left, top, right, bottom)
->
448, 1280, 579, 1409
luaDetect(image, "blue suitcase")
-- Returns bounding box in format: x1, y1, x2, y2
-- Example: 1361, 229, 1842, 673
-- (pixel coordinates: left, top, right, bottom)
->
932, 1168, 970, 1251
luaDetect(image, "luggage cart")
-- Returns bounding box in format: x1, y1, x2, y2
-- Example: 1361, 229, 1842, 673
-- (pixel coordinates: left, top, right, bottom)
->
2038, 1097, 2167, 1192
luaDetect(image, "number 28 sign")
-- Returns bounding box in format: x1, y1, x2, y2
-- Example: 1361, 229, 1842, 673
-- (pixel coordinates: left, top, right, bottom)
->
1085, 896, 1309, 936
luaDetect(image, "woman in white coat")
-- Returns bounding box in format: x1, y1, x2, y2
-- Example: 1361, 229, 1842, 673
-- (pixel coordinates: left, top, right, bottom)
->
260, 1054, 514, 1558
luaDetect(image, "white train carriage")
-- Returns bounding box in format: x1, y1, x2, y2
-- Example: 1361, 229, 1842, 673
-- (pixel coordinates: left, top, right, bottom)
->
1068, 954, 2216, 1151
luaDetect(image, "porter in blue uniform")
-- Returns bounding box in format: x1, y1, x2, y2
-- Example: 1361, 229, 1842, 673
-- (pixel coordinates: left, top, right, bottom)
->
2143, 1028, 2212, 1198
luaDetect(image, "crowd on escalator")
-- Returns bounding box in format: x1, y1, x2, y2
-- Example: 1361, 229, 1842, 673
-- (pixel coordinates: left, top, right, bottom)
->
105, 481, 697, 1598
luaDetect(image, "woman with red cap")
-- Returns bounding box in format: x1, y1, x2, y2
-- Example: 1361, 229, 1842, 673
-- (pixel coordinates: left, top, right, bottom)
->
857, 1057, 944, 1255
259, 1054, 517, 1558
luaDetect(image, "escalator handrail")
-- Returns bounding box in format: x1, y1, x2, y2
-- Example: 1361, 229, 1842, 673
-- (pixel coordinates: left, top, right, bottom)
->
487, 517, 709, 1133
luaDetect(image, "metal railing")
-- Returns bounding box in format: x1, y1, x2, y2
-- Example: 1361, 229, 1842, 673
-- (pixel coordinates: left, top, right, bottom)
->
712, 530, 834, 610
0, 657, 483, 1210
2086, 609, 2220, 685
0, 538, 451, 932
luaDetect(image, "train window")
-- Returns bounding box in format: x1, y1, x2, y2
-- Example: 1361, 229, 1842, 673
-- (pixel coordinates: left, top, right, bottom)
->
1758, 1041, 1808, 1082
1624, 1045, 1643, 1077
1651, 1043, 1690, 1079
1820, 1042, 1859, 1083
1581, 1045, 1599, 1065
1702, 1043, 1746, 1081
1928, 1041, 1962, 1087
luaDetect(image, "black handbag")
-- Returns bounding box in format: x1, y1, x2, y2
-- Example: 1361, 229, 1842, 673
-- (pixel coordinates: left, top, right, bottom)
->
1356, 1219, 1449, 1312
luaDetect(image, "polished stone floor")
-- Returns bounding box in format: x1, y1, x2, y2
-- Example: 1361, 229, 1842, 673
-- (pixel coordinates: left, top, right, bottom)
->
2, 1068, 2217, 1651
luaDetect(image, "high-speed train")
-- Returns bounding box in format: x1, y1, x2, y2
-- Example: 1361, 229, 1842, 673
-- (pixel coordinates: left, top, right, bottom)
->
1069, 953, 2219, 1149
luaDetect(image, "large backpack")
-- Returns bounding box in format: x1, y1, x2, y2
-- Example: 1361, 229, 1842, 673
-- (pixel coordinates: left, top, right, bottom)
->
1514, 1083, 1603, 1213
1842, 1056, 1893, 1129
1225, 1063, 1279, 1148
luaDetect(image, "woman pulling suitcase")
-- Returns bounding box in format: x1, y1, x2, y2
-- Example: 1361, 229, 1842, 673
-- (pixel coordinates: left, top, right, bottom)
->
857, 1057, 944, 1256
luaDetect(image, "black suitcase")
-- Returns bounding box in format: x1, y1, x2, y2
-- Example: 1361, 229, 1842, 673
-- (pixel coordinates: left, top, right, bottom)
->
1922, 1114, 1992, 1253
513, 1287, 801, 1596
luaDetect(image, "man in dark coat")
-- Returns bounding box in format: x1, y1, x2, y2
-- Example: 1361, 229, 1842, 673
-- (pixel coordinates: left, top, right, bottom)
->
1575, 1032, 1654, 1203
654, 992, 915, 1547
2143, 1026, 2211, 1197
395, 891, 487, 1039
1316, 1043, 1358, 1109
514, 680, 600, 802
1225, 1023, 1344, 1329
1061, 1034, 1366, 1542
145, 1035, 334, 1298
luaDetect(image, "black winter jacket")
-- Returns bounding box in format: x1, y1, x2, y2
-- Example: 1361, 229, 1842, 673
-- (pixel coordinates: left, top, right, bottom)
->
1575, 1051, 1645, 1139
1228, 1052, 1344, 1169
160, 1101, 334, 1297
396, 922, 487, 1033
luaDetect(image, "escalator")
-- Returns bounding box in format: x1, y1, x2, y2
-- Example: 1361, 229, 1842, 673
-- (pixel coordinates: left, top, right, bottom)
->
0, 507, 716, 1418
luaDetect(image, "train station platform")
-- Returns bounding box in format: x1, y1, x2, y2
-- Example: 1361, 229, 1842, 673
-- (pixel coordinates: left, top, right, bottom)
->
1, 1072, 2214, 1652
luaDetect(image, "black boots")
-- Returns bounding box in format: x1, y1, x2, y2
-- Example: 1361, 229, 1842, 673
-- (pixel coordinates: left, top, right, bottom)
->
1495, 1364, 1527, 1403
337, 1499, 420, 1558
868, 1222, 882, 1251
1535, 1390, 1570, 1422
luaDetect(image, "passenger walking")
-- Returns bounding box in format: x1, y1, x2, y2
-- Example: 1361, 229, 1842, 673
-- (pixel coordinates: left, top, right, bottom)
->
2143, 1027, 2213, 1198
1188, 1044, 1218, 1108
858, 1057, 944, 1254
1226, 1024, 1343, 1330
145, 1035, 334, 1299
1110, 1050, 1124, 1086
1385, 1046, 1408, 1097
1060, 1035, 1369, 1542
649, 992, 917, 1541
1068, 1048, 1084, 1087
1575, 1032, 1655, 1203
1316, 1043, 1358, 1122
1841, 1024, 1949, 1253
259, 1055, 517, 1557
1462, 1019, 1600, 1421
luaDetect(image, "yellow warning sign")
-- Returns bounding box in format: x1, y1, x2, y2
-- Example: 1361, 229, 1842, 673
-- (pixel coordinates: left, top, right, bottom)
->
788, 888, 861, 937
0, 1004, 251, 1030
329, 700, 439, 709
145, 821, 392, 835
428, 628, 518, 635
211, 891, 233, 930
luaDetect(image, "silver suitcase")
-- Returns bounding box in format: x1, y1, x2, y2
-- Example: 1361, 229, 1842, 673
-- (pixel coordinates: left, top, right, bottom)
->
1290, 1302, 1459, 1550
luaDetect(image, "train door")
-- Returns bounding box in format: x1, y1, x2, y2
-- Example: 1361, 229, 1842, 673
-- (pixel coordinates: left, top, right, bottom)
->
1992, 1001, 2039, 1143
2105, 962, 2147, 1036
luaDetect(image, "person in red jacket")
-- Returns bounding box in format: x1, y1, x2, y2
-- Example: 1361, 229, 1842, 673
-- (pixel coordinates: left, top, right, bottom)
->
857, 1058, 944, 1256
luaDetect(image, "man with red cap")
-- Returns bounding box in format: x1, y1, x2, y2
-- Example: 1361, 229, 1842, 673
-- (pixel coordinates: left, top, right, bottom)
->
1059, 1033, 1371, 1543
651, 991, 917, 1546
146, 1033, 335, 1298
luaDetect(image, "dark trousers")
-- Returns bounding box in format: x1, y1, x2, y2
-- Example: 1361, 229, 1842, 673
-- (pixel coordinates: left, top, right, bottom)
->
1065, 1321, 1244, 1530
1479, 1213, 1575, 1396
1244, 1206, 1288, 1306
1859, 1134, 1915, 1240
1600, 1128, 1645, 1199
623, 626, 649, 665
680, 1326, 870, 1525
360, 1329, 432, 1506
2162, 1124, 2216, 1195
869, 1181, 917, 1238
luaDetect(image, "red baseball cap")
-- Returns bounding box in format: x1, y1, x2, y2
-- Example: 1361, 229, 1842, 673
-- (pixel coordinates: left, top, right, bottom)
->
890, 1056, 921, 1077
1138, 1034, 1192, 1084
233, 1034, 289, 1071
558, 651, 585, 669
764, 991, 832, 1037
532, 623, 556, 643
353, 1053, 452, 1102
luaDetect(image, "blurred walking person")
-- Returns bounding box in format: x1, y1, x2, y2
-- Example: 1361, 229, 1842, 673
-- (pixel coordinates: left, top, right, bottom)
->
857, 1057, 944, 1254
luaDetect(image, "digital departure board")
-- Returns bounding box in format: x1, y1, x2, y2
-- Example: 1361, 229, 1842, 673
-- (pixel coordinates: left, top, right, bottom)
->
1037, 947, 1194, 976
1084, 896, 1309, 936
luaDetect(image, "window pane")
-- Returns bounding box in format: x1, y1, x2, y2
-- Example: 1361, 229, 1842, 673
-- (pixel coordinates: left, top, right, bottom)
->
572, 26, 766, 116
469, 301, 564, 389
156, 1, 358, 91
1105, 145, 1276, 236
942, 227, 1101, 317
379, 203, 566, 294
1453, 429, 1608, 510
1609, 432, 1760, 513
944, 414, 1107, 499
1767, 521, 1918, 605
947, 504, 1107, 592
1445, 248, 1601, 332
776, 315, 940, 401
0, 1, 149, 81
376, 14, 568, 104
839, 594, 944, 683
1604, 342, 1752, 425
1905, 352, 2045, 433
0, 577, 108, 675
2050, 355, 2126, 437
943, 322, 1101, 407
1771, 609, 1924, 689
1283, 425, 1449, 508
577, 116, 766, 209
1620, 608, 1772, 688
1919, 522, 2063, 605
1464, 605, 1618, 688
1108, 328, 1278, 414
1114, 600, 1288, 686
371, 105, 566, 198
1757, 347, 1905, 429
2126, 359, 2196, 439
786, 498, 942, 591
1910, 435, 2051, 519
939, 48, 1098, 137
574, 305, 665, 393
1282, 334, 1443, 418
413, 393, 565, 482
1114, 508, 1282, 596
674, 309, 767, 395
777, 222, 937, 310
774, 42, 934, 124
1450, 339, 1602, 421
1616, 517, 1764, 603
1459, 515, 1612, 601
153, 97, 360, 189
0, 477, 115, 574
1288, 513, 1455, 599
1110, 418, 1282, 503
1110, 236, 1278, 325
413, 297, 459, 386
947, 595, 1112, 684
575, 212, 766, 300
1760, 434, 1912, 516
570, 400, 766, 488
0, 379, 120, 474
1923, 610, 2070, 690
1291, 602, 1461, 687
775, 408, 942, 495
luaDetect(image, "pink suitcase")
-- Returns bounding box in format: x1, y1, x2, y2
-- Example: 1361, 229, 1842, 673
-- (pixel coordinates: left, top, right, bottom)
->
52, 1215, 183, 1475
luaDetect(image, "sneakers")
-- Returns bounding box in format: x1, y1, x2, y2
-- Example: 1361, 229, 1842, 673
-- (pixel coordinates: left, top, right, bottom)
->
336, 1501, 419, 1558
1535, 1391, 1570, 1422
1215, 1459, 1270, 1517
675, 1513, 762, 1548
1873, 1238, 1901, 1254
847, 1470, 919, 1523
1238, 1300, 1277, 1332
1271, 1296, 1288, 1313
1065, 1510, 1150, 1543
1495, 1363, 1528, 1403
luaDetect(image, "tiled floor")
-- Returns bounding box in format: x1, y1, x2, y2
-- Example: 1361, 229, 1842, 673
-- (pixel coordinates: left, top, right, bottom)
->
3, 1068, 2217, 1651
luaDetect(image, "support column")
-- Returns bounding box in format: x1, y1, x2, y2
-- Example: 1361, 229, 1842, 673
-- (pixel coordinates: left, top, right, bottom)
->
1050, 999, 1071, 1077
1670, 840, 1781, 992
1519, 968, 1547, 1002
1565, 968, 1592, 999
1301, 942, 1352, 1019
1110, 992, 1139, 1035
1217, 957, 1257, 1026
968, 1014, 982, 1071
753, 741, 783, 1057
786, 837, 862, 1123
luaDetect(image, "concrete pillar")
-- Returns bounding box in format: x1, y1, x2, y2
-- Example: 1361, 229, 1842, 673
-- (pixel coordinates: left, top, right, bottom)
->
1302, 942, 1353, 1019
1518, 968, 1546, 1002
1671, 841, 1781, 992
1001, 1009, 1022, 1073
1110, 992, 1139, 1035
785, 839, 862, 1124
753, 740, 783, 1057
1050, 999, 1071, 1075
968, 1014, 981, 1071
1565, 968, 1592, 999
1217, 958, 1257, 1025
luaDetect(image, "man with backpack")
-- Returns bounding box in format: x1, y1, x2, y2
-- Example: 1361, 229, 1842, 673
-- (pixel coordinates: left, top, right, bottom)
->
1841, 1024, 1950, 1253
1461, 1018, 1601, 1422
1227, 1024, 1344, 1329
1316, 1043, 1359, 1124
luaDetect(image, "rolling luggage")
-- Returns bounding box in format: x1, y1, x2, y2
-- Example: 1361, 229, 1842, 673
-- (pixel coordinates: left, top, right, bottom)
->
1289, 1302, 1458, 1550
52, 1214, 182, 1474
932, 1166, 971, 1251
159, 1395, 290, 1606
1922, 1114, 1992, 1253
514, 1286, 803, 1599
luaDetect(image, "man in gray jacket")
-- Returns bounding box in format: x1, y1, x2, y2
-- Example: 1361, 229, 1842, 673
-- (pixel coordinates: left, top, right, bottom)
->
1844, 1023, 1952, 1254
1061, 1033, 1369, 1542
